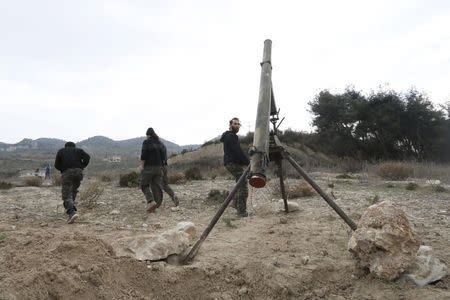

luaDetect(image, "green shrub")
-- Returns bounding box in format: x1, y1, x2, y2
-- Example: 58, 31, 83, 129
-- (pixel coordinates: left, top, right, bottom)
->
432, 185, 447, 193
405, 182, 419, 191
24, 176, 43, 187
184, 167, 203, 180
377, 162, 413, 180
119, 171, 139, 187
0, 181, 13, 190
207, 189, 229, 202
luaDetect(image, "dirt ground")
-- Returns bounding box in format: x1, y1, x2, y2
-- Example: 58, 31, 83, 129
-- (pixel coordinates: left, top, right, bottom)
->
0, 173, 449, 299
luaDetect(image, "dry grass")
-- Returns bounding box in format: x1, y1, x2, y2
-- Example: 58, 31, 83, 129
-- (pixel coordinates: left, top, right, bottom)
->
52, 173, 62, 186
167, 172, 186, 184
184, 167, 203, 180
376, 162, 413, 180
99, 172, 115, 182
79, 181, 104, 208
289, 180, 316, 198
0, 181, 13, 190
24, 176, 43, 187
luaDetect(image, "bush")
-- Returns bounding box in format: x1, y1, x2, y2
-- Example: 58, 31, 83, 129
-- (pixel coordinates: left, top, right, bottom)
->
24, 176, 43, 187
52, 173, 62, 186
207, 189, 229, 202
288, 180, 316, 198
99, 172, 114, 182
167, 172, 186, 184
79, 181, 104, 208
0, 181, 13, 190
377, 162, 413, 180
405, 182, 419, 191
119, 171, 140, 187
184, 167, 203, 180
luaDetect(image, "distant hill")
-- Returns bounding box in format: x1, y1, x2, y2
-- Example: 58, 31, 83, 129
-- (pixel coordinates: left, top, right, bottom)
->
0, 136, 199, 158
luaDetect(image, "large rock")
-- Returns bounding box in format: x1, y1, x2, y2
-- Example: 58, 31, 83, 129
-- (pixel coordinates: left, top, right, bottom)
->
402, 245, 448, 286
110, 222, 196, 261
348, 200, 420, 281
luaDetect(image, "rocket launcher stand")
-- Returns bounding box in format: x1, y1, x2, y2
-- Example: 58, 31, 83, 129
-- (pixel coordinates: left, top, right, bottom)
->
181, 40, 356, 264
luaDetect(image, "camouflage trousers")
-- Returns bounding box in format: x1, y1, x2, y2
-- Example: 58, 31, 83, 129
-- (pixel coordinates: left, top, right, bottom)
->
225, 163, 248, 216
162, 166, 177, 202
140, 166, 163, 206
61, 168, 83, 215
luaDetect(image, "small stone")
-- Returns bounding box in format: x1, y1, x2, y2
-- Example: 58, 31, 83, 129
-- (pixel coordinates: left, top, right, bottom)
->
268, 229, 275, 234
238, 287, 248, 295
40, 222, 48, 227
142, 223, 148, 228
154, 223, 162, 229
11, 226, 16, 230
279, 217, 288, 224
321, 250, 328, 257
171, 207, 180, 212
109, 209, 120, 215
301, 256, 310, 265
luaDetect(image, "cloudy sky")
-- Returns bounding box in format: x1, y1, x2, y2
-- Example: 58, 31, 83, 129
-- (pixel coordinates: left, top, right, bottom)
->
1, 0, 449, 145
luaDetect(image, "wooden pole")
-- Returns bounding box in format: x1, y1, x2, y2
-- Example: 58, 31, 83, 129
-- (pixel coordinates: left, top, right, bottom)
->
182, 166, 250, 264
276, 161, 289, 213
282, 151, 357, 230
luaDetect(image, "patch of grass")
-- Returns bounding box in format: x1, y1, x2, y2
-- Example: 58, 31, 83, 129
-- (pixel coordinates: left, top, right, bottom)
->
385, 183, 395, 188
79, 181, 104, 208
99, 172, 114, 182
377, 162, 413, 180
184, 167, 203, 180
405, 182, 419, 191
0, 181, 13, 190
0, 233, 6, 241
52, 173, 62, 186
288, 180, 316, 198
119, 171, 139, 187
327, 182, 335, 188
167, 172, 186, 184
24, 176, 43, 187
207, 189, 229, 202
335, 174, 354, 179
366, 194, 380, 205
432, 185, 447, 193
223, 216, 237, 228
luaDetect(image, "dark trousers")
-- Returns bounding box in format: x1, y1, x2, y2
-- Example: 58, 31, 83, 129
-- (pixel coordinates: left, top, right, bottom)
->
61, 168, 83, 214
161, 166, 176, 200
140, 166, 163, 206
225, 163, 248, 215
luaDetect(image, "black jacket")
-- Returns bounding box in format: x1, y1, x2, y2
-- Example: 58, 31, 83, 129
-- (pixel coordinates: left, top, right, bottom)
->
54, 147, 90, 173
141, 137, 165, 167
220, 130, 250, 166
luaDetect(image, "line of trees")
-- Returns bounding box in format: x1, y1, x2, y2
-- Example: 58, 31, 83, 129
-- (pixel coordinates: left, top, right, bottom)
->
308, 88, 450, 162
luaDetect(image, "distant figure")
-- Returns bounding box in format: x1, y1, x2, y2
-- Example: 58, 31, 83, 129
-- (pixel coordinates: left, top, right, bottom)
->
161, 144, 179, 206
44, 164, 51, 180
54, 142, 90, 224
220, 117, 250, 217
140, 127, 165, 213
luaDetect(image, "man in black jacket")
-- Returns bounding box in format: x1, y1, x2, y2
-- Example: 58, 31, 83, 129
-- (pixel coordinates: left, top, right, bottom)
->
54, 142, 90, 223
220, 117, 250, 217
140, 127, 165, 213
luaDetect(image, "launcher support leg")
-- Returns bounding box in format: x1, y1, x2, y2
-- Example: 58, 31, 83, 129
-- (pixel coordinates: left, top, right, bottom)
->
276, 160, 289, 213
282, 151, 357, 230
182, 166, 250, 264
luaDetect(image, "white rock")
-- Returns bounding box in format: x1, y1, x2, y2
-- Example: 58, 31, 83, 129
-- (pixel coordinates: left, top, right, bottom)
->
277, 200, 300, 212
402, 245, 448, 286
109, 209, 120, 215
110, 222, 196, 261
348, 200, 420, 281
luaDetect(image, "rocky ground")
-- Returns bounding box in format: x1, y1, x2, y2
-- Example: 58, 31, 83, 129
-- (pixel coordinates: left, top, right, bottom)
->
0, 172, 449, 299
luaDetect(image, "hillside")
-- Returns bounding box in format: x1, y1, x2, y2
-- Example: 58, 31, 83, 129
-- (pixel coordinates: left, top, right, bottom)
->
0, 136, 199, 158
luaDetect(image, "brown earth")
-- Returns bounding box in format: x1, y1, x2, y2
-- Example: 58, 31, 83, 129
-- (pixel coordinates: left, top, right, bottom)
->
0, 173, 449, 299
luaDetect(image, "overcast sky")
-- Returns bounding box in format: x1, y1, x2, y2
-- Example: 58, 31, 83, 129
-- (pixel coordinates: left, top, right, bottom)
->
1, 0, 449, 145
